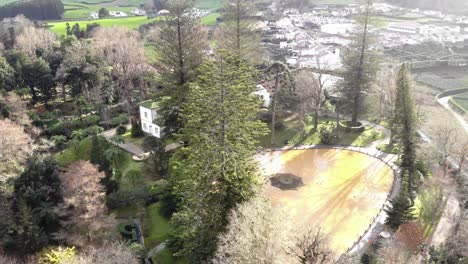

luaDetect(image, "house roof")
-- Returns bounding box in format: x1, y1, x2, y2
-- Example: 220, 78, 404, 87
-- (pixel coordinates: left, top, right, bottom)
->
139, 100, 160, 109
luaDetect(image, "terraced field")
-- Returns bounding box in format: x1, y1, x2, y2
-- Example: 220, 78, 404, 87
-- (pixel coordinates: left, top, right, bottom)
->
413, 67, 468, 92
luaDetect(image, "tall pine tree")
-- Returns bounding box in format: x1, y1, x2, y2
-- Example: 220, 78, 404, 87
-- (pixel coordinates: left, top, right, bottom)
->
341, 0, 379, 126
392, 64, 417, 178
153, 0, 206, 138
169, 50, 268, 262
215, 0, 261, 64
385, 171, 414, 230
385, 64, 418, 230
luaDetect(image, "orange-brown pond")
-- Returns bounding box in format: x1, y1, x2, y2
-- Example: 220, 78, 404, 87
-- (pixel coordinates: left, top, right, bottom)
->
258, 148, 394, 254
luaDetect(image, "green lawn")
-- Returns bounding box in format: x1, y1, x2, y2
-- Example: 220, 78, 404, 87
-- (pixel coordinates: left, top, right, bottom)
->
259, 115, 384, 148
201, 12, 220, 26
453, 92, 468, 112
143, 202, 171, 249
122, 132, 146, 149
112, 205, 139, 219
153, 249, 188, 264
414, 196, 446, 238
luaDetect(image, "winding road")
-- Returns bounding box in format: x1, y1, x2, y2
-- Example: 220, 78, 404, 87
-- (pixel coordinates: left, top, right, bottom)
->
437, 93, 468, 132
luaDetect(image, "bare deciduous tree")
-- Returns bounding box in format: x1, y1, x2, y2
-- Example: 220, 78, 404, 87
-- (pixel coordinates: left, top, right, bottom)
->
0, 15, 34, 48
61, 242, 139, 264
287, 227, 333, 264
429, 116, 460, 177
56, 161, 116, 247
213, 196, 294, 264
454, 137, 468, 173
295, 68, 328, 131
14, 26, 57, 60
376, 239, 418, 264
0, 119, 33, 192
93, 27, 150, 118
3, 91, 32, 127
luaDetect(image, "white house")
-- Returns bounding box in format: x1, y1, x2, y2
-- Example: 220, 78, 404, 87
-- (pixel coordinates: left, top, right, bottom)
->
90, 12, 99, 19
109, 11, 128, 17
157, 9, 170, 15
132, 9, 147, 16
139, 100, 161, 138
252, 85, 271, 108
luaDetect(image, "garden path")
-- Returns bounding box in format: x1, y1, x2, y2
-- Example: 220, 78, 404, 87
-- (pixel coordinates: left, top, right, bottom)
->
101, 125, 146, 156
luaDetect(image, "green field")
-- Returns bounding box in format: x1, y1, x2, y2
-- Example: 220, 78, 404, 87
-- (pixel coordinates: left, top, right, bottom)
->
48, 16, 159, 35
48, 12, 219, 36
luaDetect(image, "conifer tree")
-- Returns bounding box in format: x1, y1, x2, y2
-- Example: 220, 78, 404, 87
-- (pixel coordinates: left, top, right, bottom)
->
169, 50, 268, 262
392, 64, 417, 177
216, 0, 261, 64
341, 0, 379, 126
384, 171, 414, 230
153, 0, 206, 137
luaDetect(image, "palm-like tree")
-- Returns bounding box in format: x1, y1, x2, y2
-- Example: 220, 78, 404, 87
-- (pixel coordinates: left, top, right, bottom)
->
109, 135, 125, 145
105, 146, 125, 168
74, 95, 89, 122
265, 62, 293, 146
86, 125, 104, 137
71, 129, 87, 151
51, 135, 67, 152
71, 129, 87, 141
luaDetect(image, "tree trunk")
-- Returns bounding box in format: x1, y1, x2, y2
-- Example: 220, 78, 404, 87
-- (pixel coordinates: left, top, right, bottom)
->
314, 109, 319, 130
30, 86, 37, 104
62, 84, 67, 102
351, 0, 370, 127
270, 73, 280, 146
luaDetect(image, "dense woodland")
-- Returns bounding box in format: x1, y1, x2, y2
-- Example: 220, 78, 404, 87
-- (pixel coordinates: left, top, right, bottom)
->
0, 0, 63, 20
0, 0, 467, 263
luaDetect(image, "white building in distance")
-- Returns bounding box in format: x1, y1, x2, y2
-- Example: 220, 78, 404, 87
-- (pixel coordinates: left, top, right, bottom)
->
139, 100, 161, 138
320, 23, 355, 35
387, 22, 421, 34
109, 11, 128, 17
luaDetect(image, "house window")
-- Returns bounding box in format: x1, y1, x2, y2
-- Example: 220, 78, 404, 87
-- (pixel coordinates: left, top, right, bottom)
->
143, 123, 147, 130
144, 111, 148, 119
